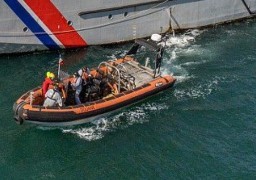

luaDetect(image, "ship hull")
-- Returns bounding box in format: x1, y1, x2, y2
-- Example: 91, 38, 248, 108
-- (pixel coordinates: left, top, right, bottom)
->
1, 0, 256, 54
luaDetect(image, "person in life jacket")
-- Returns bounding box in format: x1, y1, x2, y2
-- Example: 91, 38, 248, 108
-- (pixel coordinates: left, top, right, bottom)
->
82, 66, 91, 80
107, 77, 118, 95
71, 69, 83, 105
80, 66, 91, 88
43, 83, 63, 107
42, 72, 55, 97
75, 67, 89, 103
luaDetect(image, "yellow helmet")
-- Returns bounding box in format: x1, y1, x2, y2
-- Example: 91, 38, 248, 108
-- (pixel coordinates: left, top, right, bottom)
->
46, 71, 51, 78
49, 73, 55, 79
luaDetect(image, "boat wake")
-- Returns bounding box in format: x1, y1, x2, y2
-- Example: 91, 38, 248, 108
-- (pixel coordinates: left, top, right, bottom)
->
161, 29, 222, 100
37, 102, 168, 141
174, 76, 220, 100
165, 29, 204, 48
161, 29, 206, 83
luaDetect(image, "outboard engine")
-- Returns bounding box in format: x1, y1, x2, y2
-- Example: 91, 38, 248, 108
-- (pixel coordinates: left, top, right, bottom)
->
13, 101, 26, 125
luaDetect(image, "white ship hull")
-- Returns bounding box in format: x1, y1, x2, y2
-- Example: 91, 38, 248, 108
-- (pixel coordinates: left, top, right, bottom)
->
0, 0, 255, 54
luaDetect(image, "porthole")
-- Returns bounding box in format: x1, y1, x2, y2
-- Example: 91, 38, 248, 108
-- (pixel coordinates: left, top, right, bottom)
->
108, 14, 113, 19
23, 27, 28, 32
124, 12, 128, 17
67, 20, 73, 26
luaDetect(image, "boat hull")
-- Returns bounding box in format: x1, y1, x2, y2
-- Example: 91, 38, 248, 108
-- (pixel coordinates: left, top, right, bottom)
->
1, 0, 256, 54
14, 76, 175, 126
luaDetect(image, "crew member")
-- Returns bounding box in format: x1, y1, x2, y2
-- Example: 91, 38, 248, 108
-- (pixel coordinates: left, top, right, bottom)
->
43, 83, 63, 107
107, 78, 118, 95
42, 72, 55, 97
82, 66, 91, 81
58, 83, 66, 100
80, 66, 91, 88
72, 69, 83, 105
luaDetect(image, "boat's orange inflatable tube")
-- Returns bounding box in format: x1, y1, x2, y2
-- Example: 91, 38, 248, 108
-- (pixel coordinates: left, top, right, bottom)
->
13, 75, 175, 126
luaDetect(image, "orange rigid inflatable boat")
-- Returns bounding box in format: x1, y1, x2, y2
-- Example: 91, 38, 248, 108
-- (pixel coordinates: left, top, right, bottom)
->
13, 39, 176, 126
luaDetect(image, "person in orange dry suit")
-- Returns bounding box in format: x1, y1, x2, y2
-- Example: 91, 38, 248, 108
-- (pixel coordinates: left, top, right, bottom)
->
42, 72, 55, 97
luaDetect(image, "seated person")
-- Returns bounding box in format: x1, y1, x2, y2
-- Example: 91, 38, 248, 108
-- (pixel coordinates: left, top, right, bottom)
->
107, 78, 118, 95
43, 83, 63, 107
58, 83, 66, 100
82, 66, 91, 80
42, 72, 55, 97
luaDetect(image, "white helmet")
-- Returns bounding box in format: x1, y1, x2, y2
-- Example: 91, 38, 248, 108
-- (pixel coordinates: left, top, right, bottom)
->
78, 69, 83, 76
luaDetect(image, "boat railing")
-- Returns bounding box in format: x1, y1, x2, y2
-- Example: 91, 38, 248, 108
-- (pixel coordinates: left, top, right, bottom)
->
98, 61, 121, 93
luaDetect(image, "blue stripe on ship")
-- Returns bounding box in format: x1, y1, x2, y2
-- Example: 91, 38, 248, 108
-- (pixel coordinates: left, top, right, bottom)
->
4, 0, 59, 49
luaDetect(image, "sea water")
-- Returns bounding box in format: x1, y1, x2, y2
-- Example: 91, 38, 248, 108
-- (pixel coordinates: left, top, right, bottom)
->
0, 19, 255, 178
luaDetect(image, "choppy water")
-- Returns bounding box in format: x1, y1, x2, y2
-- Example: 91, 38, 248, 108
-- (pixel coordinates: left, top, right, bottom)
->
0, 19, 256, 179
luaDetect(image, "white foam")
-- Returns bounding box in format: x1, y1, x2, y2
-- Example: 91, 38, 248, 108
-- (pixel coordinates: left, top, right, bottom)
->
62, 118, 110, 141
143, 102, 169, 111
165, 29, 204, 49
37, 126, 60, 131
189, 29, 205, 37
174, 77, 219, 100
174, 75, 193, 83
170, 48, 177, 60
160, 29, 209, 85
181, 60, 207, 66
166, 36, 190, 48
59, 106, 147, 140
58, 101, 171, 141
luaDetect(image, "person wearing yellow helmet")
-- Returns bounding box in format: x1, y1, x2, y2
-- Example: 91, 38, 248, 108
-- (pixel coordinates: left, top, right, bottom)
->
42, 72, 54, 96
46, 71, 51, 78
49, 73, 55, 80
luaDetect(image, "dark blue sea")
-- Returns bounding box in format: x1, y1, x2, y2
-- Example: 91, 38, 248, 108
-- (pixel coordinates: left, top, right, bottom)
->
0, 19, 256, 179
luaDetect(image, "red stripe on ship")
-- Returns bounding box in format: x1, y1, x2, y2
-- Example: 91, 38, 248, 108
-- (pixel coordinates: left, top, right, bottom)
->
24, 0, 87, 48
